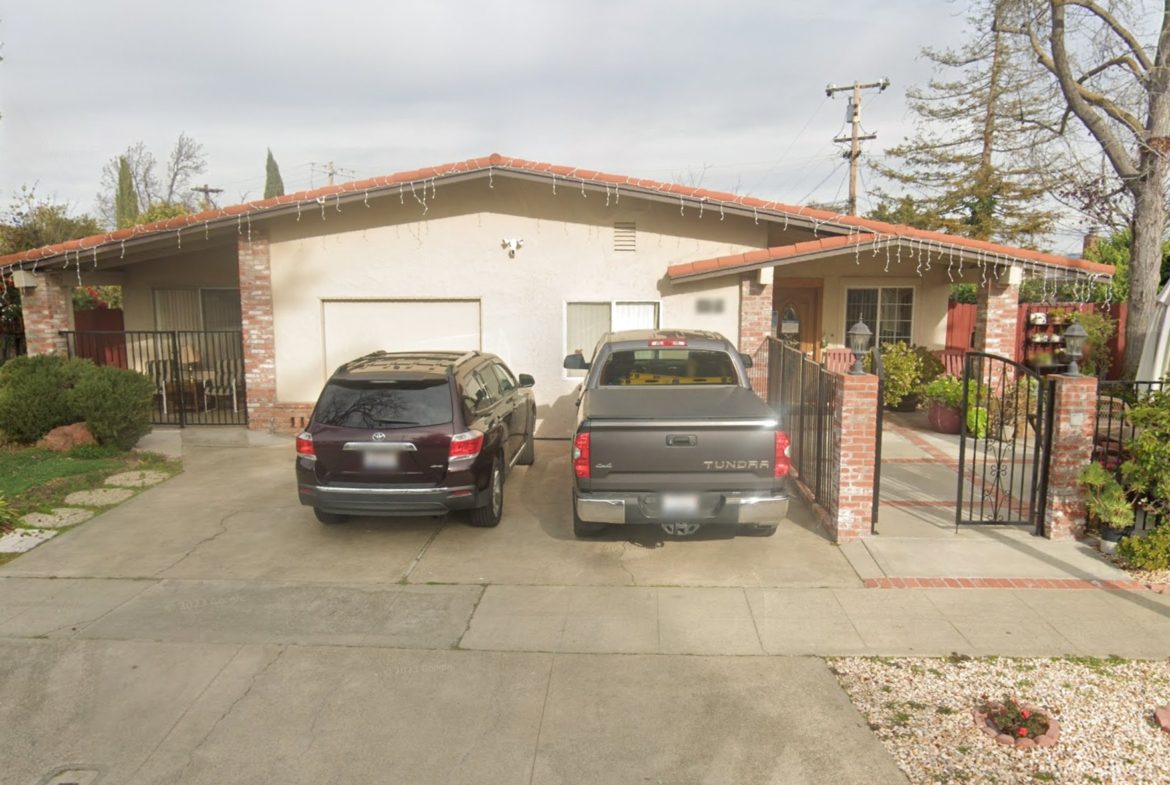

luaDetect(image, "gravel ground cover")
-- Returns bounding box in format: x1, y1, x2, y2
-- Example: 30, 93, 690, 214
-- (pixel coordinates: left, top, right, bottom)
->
830, 656, 1170, 785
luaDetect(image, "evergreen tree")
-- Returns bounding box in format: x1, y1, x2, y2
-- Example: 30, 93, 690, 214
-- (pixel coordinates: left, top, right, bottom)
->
114, 156, 139, 229
872, 1, 1056, 246
264, 148, 285, 199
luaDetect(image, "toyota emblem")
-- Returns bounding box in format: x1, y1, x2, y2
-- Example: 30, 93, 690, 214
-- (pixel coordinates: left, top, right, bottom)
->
372, 432, 386, 441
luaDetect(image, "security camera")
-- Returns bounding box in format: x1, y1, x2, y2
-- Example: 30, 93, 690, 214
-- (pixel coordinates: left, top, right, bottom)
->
500, 238, 523, 258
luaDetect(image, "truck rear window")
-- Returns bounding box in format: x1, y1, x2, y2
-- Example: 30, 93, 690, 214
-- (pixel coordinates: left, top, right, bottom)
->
598, 349, 738, 386
313, 379, 453, 428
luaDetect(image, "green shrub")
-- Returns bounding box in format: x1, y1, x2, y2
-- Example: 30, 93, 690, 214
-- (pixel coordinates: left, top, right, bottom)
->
913, 345, 946, 386
880, 342, 925, 408
0, 495, 19, 531
966, 407, 988, 438
1119, 387, 1170, 521
1115, 524, 1170, 571
922, 376, 964, 408
68, 365, 154, 450
1078, 462, 1135, 532
0, 355, 91, 443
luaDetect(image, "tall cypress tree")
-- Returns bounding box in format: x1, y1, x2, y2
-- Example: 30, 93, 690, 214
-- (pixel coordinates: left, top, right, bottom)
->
114, 156, 139, 228
264, 148, 285, 199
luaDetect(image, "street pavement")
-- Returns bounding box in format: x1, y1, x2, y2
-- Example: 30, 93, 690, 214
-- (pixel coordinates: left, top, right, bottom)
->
3, 437, 1169, 785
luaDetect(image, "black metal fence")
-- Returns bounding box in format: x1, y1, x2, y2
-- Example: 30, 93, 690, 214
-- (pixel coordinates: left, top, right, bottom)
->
1094, 379, 1166, 533
956, 352, 1052, 532
61, 330, 247, 427
0, 331, 25, 365
772, 341, 840, 512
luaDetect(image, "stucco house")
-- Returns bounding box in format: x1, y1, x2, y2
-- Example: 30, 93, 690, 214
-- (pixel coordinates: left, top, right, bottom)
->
1, 154, 1111, 437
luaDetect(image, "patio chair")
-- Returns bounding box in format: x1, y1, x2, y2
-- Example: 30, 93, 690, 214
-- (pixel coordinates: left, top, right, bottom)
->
203, 359, 243, 412
144, 358, 176, 415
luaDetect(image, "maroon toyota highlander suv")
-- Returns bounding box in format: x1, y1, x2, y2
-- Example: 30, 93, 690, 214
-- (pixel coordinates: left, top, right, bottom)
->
295, 350, 536, 526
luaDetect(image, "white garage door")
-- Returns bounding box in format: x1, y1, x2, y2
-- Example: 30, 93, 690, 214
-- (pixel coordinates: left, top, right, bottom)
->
322, 299, 481, 377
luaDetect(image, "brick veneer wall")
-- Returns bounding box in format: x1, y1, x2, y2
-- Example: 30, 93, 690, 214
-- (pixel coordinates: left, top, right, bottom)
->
831, 373, 879, 542
739, 274, 773, 395
21, 271, 74, 356
1043, 375, 1097, 540
238, 231, 278, 432
975, 280, 1019, 358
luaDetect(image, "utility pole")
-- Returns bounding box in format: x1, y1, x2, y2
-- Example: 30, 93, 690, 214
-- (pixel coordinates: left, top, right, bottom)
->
826, 78, 889, 215
191, 184, 224, 210
325, 161, 336, 186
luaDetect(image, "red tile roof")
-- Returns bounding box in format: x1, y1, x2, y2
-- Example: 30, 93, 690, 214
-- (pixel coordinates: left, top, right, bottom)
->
0, 153, 1112, 278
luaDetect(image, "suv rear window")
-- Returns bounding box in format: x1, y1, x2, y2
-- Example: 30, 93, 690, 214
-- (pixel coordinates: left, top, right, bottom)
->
313, 379, 453, 428
598, 349, 738, 386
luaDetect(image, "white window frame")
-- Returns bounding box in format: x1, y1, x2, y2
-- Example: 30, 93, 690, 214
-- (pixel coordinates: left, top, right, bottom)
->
153, 287, 242, 331
562, 300, 660, 379
842, 285, 916, 346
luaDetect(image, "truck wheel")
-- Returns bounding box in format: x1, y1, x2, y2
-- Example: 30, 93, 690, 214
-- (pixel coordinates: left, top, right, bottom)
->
314, 508, 346, 525
469, 457, 504, 528
517, 418, 536, 466
572, 493, 606, 537
741, 523, 778, 537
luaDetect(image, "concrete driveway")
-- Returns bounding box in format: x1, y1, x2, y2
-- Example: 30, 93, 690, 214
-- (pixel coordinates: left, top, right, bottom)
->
1, 438, 909, 785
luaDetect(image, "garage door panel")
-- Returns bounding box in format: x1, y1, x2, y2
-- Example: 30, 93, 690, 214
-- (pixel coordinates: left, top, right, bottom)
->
323, 300, 481, 377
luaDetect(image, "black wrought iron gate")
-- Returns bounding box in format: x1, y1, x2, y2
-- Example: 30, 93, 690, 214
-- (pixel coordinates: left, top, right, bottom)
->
61, 330, 248, 427
956, 352, 1054, 532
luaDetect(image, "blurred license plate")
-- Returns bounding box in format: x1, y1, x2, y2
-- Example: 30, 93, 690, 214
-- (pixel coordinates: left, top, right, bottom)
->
661, 493, 699, 516
363, 451, 399, 470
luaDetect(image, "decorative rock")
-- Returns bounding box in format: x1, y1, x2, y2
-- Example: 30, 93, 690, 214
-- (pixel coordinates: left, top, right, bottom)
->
20, 508, 95, 528
0, 528, 58, 553
1017, 738, 1036, 749
36, 422, 96, 452
63, 488, 134, 507
1155, 705, 1170, 734
996, 734, 1015, 745
1035, 735, 1057, 748
104, 470, 168, 488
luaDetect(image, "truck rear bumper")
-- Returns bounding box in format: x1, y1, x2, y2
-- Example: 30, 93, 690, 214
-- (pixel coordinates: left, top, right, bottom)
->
575, 491, 789, 525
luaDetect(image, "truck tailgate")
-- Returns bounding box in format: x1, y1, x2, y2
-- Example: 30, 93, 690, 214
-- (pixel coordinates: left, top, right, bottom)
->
582, 387, 780, 491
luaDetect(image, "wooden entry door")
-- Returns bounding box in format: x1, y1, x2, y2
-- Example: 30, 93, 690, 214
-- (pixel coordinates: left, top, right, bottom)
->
774, 283, 822, 359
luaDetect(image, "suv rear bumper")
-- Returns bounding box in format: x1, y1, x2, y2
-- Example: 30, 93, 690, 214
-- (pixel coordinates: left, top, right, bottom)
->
298, 483, 481, 516
575, 490, 789, 525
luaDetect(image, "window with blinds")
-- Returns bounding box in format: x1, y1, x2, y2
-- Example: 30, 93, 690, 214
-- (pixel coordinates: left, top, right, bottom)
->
153, 288, 242, 331
844, 287, 914, 345
565, 301, 658, 375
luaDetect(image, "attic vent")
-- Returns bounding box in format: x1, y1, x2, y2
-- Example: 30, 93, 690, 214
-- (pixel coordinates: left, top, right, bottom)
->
613, 222, 636, 252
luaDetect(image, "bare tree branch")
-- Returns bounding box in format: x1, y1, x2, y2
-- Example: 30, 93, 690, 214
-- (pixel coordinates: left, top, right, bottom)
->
1063, 0, 1155, 73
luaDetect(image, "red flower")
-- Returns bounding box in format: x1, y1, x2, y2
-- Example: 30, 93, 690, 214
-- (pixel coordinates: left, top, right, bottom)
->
1021, 709, 1031, 719
1018, 727, 1029, 736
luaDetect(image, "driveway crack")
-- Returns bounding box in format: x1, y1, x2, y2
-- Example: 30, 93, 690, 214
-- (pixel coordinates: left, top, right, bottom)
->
152, 510, 240, 577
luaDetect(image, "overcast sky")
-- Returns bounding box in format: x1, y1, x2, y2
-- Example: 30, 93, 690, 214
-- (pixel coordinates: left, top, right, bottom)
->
3, 1, 1088, 249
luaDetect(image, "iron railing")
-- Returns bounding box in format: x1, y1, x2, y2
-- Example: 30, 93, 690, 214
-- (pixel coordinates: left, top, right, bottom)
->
773, 341, 840, 511
60, 330, 247, 427
1094, 379, 1166, 533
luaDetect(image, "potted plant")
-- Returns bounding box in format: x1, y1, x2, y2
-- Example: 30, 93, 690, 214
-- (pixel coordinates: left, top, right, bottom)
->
1078, 462, 1135, 552
921, 376, 964, 434
879, 342, 924, 411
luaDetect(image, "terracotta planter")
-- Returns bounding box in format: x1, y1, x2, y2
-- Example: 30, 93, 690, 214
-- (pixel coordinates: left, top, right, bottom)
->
927, 401, 962, 434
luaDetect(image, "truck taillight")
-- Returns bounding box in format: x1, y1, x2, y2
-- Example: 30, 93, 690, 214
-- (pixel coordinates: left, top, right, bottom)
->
295, 431, 316, 459
648, 339, 687, 347
774, 431, 791, 478
449, 430, 484, 463
572, 432, 591, 478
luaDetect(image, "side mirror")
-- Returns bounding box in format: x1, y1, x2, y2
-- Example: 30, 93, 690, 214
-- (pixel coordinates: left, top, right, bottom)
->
563, 353, 590, 370
740, 353, 754, 369
518, 373, 535, 388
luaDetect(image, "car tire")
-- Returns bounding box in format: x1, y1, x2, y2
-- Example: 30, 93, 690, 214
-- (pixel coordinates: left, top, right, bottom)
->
517, 416, 536, 466
572, 492, 606, 537
740, 523, 778, 537
469, 456, 504, 528
314, 508, 347, 525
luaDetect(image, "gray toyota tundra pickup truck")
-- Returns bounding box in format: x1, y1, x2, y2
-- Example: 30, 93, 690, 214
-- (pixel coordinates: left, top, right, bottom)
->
563, 329, 790, 538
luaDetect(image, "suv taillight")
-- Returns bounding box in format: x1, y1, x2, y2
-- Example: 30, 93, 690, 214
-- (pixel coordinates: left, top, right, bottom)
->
449, 430, 484, 463
573, 432, 591, 478
296, 431, 315, 459
774, 431, 791, 478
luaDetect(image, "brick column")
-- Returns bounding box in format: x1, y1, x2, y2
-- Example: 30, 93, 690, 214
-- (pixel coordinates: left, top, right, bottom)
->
975, 279, 1019, 359
831, 372, 879, 542
739, 274, 773, 395
20, 271, 75, 356
1043, 375, 1097, 540
238, 231, 276, 432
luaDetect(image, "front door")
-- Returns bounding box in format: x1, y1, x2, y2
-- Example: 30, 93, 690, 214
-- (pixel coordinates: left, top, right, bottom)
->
774, 285, 822, 359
